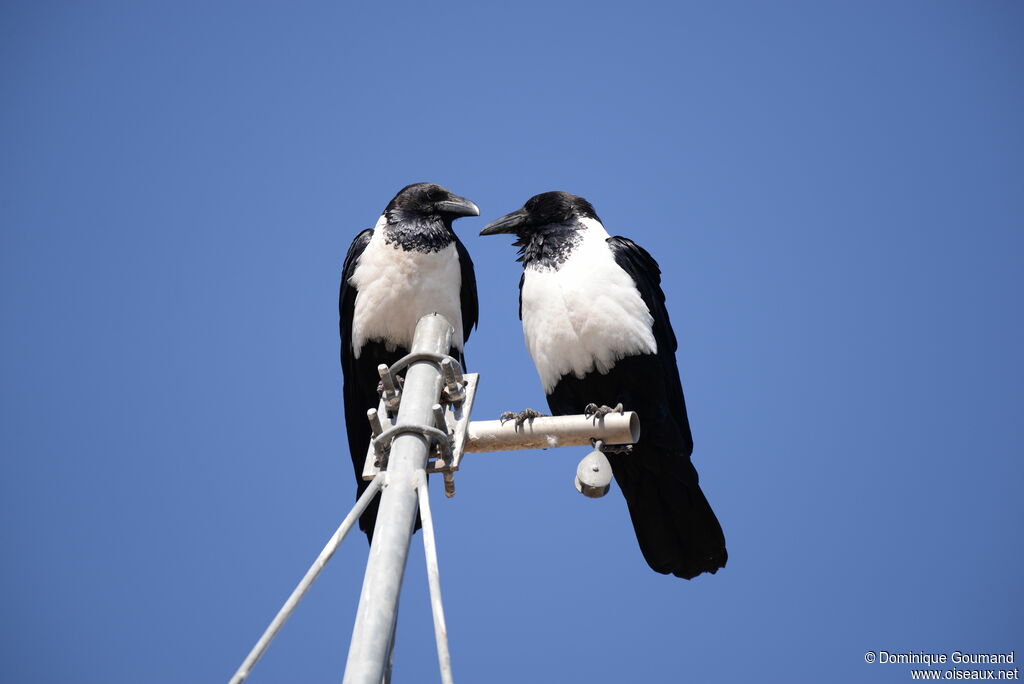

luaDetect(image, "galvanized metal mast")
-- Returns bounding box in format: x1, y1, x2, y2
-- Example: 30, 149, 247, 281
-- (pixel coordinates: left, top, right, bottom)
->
343, 313, 453, 684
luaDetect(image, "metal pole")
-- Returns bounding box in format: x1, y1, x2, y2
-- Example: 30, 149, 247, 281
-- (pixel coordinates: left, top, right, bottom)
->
343, 314, 453, 684
229, 473, 385, 684
416, 470, 454, 684
463, 412, 640, 453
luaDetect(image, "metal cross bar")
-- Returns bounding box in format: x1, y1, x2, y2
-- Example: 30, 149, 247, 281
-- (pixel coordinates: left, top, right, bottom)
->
343, 314, 454, 684
228, 473, 385, 684
463, 412, 639, 453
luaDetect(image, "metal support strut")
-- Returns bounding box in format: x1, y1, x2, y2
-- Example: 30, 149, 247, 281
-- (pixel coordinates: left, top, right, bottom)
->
416, 469, 454, 684
228, 473, 385, 684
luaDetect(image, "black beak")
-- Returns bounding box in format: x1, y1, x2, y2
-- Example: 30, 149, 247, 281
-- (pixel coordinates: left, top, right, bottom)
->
435, 196, 480, 218
480, 209, 529, 236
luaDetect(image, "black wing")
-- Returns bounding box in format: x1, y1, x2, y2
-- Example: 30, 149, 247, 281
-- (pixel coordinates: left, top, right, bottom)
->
339, 228, 373, 377
340, 228, 394, 539
454, 235, 479, 366
606, 235, 692, 454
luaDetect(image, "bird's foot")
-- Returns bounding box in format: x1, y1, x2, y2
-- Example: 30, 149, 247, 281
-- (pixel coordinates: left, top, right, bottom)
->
499, 408, 546, 427
584, 403, 624, 420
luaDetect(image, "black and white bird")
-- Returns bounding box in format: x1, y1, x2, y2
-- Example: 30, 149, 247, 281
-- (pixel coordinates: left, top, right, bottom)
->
340, 183, 479, 541
480, 191, 726, 579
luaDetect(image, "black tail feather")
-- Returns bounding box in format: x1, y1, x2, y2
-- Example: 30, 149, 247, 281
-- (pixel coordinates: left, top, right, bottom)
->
608, 449, 727, 579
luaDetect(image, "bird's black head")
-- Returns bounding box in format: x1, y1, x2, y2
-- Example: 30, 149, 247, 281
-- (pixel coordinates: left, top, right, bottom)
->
381, 183, 479, 252
385, 183, 480, 223
480, 191, 601, 266
479, 191, 600, 238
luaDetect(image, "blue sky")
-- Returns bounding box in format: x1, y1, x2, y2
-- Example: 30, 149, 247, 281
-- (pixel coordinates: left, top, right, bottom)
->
1, 2, 1021, 682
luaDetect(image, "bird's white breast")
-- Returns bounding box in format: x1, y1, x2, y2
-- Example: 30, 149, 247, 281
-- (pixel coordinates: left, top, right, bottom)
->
521, 218, 657, 394
350, 217, 464, 356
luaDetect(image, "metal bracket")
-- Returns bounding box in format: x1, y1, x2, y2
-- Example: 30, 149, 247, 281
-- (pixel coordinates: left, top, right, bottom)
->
363, 373, 479, 492
385, 351, 466, 404
386, 351, 449, 372
591, 437, 633, 455
377, 365, 402, 417
372, 424, 453, 469
439, 358, 465, 404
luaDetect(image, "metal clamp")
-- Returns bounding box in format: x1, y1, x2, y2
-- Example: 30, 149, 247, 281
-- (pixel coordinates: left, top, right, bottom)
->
385, 352, 466, 405
440, 358, 465, 404
363, 372, 480, 484
377, 365, 402, 416
372, 423, 453, 469
388, 351, 460, 376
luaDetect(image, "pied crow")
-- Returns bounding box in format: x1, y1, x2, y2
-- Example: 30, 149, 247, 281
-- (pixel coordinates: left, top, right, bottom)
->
480, 191, 726, 579
340, 183, 479, 541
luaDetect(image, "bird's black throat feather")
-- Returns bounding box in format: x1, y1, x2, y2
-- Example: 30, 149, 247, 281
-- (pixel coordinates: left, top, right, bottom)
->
383, 214, 454, 253
514, 223, 583, 269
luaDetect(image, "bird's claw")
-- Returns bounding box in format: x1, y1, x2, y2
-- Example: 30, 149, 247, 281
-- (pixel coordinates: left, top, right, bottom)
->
584, 403, 624, 420
499, 408, 546, 427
